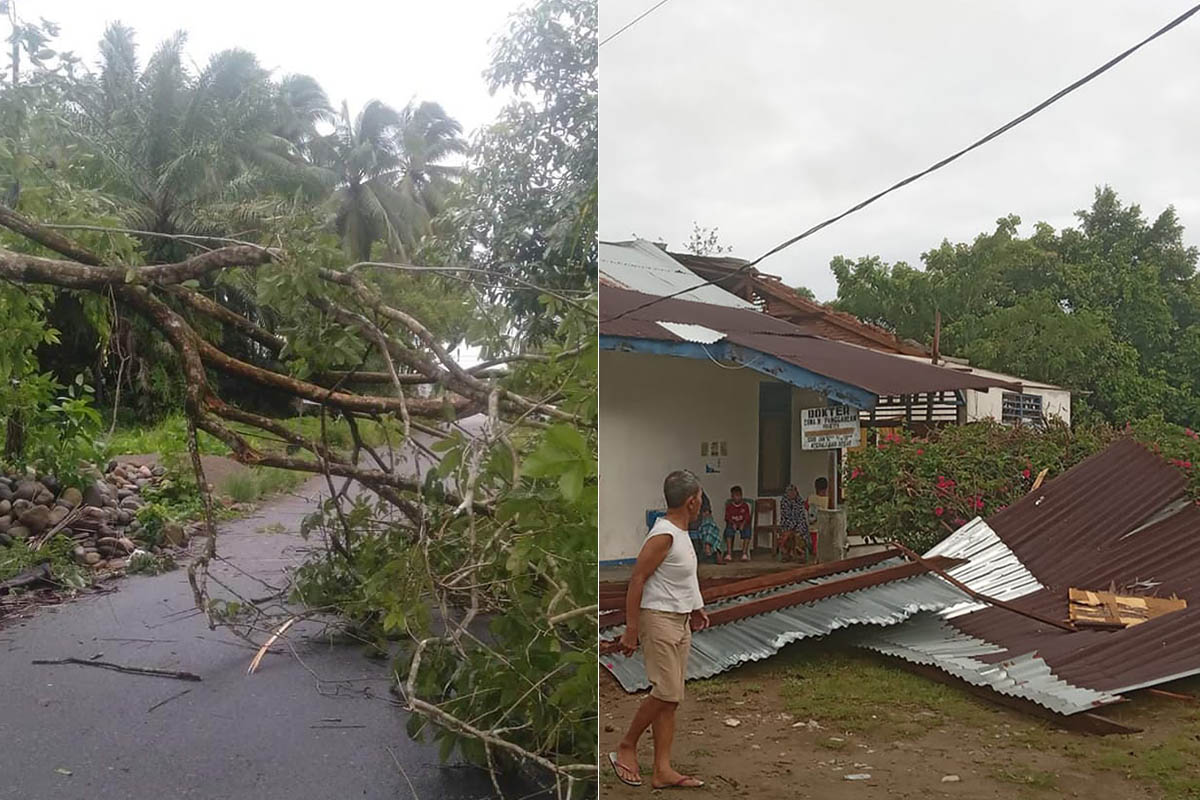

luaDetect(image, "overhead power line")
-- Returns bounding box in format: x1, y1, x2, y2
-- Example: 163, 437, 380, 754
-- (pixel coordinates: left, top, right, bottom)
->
602, 2, 1200, 323
600, 0, 673, 47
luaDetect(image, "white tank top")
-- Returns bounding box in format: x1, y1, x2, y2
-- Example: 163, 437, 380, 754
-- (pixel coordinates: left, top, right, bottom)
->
640, 516, 704, 614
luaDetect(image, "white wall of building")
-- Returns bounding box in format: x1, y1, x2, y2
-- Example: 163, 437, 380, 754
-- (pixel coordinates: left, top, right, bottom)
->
964, 376, 1071, 426
599, 349, 828, 563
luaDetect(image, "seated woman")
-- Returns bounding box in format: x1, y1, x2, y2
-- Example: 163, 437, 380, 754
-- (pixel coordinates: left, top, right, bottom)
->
689, 491, 724, 564
777, 484, 810, 562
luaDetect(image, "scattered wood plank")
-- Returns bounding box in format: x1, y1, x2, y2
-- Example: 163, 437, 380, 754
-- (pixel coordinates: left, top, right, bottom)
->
1068, 588, 1186, 629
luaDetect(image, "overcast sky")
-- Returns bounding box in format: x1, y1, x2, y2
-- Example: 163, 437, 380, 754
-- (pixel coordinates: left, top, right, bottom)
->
599, 1, 1200, 300
31, 0, 523, 136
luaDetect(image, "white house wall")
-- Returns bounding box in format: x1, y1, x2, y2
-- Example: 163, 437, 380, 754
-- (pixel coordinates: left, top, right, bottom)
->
599, 349, 828, 563
965, 386, 1071, 426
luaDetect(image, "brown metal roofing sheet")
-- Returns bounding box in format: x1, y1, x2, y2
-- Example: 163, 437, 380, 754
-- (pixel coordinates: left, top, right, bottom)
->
945, 438, 1200, 696
600, 286, 1021, 396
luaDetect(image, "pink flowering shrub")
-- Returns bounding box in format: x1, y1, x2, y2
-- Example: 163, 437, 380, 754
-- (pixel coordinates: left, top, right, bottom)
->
845, 416, 1199, 552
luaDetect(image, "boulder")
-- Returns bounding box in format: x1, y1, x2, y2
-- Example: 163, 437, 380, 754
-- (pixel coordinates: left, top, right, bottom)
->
0, 532, 12, 548
32, 488, 54, 506
18, 505, 52, 535
0, 499, 10, 516
72, 545, 88, 564
0, 515, 10, 532
83, 552, 101, 566
108, 558, 127, 571
7, 525, 30, 540
0, 484, 11, 502
152, 465, 166, 477
117, 487, 135, 500
58, 486, 83, 509
117, 510, 133, 526
119, 496, 143, 511
162, 523, 187, 547
138, 465, 153, 479
48, 506, 70, 527
13, 480, 40, 502
40, 475, 61, 495
12, 499, 31, 515
96, 536, 126, 556
82, 481, 107, 508
118, 536, 136, 553
0, 475, 11, 488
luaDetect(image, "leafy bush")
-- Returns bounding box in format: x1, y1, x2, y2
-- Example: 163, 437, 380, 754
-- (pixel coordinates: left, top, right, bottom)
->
134, 502, 171, 548
0, 534, 88, 588
846, 417, 1199, 552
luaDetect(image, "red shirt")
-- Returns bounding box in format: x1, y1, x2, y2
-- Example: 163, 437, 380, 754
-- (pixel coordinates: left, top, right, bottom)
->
725, 500, 751, 528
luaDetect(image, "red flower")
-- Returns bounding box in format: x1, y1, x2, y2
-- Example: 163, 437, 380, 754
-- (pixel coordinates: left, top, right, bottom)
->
915, 448, 924, 456
976, 498, 985, 510
1021, 468, 1031, 479
934, 507, 944, 517
850, 468, 861, 480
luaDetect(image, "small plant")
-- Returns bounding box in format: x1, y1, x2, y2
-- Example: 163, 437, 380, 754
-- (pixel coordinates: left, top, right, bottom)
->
134, 503, 171, 547
127, 549, 176, 575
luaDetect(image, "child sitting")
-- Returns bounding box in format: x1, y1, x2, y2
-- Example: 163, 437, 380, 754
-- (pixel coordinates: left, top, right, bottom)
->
724, 485, 753, 562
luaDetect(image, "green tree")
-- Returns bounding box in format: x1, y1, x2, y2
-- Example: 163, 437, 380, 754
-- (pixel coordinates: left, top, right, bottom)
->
313, 99, 465, 262
448, 0, 597, 337
684, 222, 732, 256
831, 187, 1200, 427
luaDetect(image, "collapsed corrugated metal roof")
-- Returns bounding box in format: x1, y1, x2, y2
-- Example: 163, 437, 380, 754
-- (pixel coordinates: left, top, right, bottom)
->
600, 285, 1022, 397
600, 553, 970, 692
859, 438, 1200, 714
602, 440, 1200, 721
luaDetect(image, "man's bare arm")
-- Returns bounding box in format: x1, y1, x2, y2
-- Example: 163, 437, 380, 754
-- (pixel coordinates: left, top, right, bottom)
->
619, 535, 671, 654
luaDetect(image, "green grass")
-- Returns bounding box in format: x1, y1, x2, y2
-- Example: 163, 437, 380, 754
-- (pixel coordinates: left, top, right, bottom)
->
775, 646, 981, 737
1090, 734, 1200, 800
219, 467, 307, 504
689, 678, 733, 702
991, 768, 1059, 791
105, 413, 399, 461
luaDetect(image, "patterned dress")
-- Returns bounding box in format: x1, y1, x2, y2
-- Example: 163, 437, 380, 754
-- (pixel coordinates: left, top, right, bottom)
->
779, 491, 810, 560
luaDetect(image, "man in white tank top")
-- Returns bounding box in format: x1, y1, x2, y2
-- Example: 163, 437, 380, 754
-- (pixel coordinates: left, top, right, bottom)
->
607, 470, 709, 790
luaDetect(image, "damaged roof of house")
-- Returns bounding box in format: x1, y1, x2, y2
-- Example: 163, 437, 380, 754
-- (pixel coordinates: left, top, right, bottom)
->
600, 285, 1021, 398
912, 438, 1200, 700
601, 439, 1200, 718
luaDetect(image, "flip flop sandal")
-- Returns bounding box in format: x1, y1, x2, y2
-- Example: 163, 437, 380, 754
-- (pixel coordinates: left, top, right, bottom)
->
607, 752, 643, 787
653, 775, 705, 789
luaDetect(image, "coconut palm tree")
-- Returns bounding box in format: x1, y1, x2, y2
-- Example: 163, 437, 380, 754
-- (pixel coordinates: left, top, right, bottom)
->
74, 24, 330, 260
313, 99, 466, 262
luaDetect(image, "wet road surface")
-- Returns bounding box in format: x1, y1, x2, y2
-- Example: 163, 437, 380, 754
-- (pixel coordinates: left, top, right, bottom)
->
0, 473, 537, 800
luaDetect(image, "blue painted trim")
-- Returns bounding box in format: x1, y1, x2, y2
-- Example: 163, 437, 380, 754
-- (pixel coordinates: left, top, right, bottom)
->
600, 558, 637, 566
600, 335, 876, 409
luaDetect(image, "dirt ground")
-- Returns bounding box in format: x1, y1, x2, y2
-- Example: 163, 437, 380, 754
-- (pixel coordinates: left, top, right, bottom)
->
599, 642, 1200, 799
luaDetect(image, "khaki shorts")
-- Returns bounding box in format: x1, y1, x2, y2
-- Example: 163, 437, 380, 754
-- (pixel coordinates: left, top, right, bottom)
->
641, 609, 692, 703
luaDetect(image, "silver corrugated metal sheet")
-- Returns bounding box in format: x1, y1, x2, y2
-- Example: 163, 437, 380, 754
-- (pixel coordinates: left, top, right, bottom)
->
602, 573, 968, 692
855, 614, 1121, 715
924, 517, 1045, 618
599, 240, 757, 309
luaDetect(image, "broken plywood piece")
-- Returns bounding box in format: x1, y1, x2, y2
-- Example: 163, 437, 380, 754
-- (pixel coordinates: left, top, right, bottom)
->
1068, 588, 1186, 629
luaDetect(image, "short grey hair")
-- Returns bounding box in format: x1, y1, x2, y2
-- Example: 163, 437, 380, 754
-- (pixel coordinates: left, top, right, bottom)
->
663, 469, 701, 509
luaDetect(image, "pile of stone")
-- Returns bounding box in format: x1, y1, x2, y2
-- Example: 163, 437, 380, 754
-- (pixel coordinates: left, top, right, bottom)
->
0, 461, 188, 571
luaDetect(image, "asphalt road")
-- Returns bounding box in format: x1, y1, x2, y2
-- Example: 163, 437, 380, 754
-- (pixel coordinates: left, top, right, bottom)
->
0, 471, 540, 800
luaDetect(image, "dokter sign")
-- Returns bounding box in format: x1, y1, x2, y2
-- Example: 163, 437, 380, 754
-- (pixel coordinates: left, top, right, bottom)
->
801, 406, 861, 450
